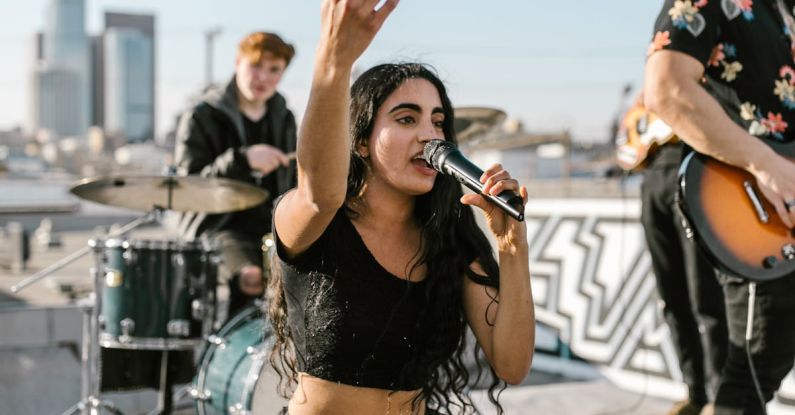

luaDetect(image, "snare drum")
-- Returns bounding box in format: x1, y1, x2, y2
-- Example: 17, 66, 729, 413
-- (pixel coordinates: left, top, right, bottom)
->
94, 238, 218, 350
191, 306, 286, 415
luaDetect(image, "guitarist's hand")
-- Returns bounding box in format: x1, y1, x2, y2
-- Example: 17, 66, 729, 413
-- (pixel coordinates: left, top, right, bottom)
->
752, 154, 795, 228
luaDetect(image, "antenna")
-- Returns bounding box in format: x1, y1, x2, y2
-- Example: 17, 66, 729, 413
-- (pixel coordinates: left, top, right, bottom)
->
205, 26, 223, 87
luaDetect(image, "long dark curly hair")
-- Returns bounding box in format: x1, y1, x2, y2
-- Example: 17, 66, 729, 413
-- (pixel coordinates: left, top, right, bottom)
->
268, 63, 505, 414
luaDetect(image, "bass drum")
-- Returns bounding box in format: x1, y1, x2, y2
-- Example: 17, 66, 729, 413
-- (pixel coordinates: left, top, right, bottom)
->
191, 305, 287, 415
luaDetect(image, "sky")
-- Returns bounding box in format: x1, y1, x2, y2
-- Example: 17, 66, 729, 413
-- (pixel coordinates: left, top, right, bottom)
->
0, 0, 664, 143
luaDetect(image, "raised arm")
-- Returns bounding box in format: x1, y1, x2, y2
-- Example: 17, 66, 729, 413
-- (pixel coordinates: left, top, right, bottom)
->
275, 0, 398, 256
644, 50, 795, 227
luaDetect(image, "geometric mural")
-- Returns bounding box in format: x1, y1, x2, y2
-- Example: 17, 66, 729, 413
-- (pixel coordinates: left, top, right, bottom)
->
525, 198, 795, 411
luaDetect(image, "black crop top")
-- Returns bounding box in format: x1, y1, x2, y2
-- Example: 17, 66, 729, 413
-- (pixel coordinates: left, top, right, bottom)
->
272, 202, 498, 390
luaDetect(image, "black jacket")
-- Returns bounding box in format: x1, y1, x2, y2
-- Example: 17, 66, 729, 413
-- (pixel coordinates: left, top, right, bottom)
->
174, 77, 298, 239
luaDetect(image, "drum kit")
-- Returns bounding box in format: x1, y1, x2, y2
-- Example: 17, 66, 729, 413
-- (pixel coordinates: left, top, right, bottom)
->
11, 173, 283, 415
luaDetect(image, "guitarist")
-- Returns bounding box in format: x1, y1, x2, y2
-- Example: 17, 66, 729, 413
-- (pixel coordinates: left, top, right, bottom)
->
630, 91, 728, 415
645, 0, 795, 413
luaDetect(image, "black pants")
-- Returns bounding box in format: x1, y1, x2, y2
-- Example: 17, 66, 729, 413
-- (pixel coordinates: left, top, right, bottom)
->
713, 272, 795, 414
640, 145, 728, 405
214, 230, 266, 321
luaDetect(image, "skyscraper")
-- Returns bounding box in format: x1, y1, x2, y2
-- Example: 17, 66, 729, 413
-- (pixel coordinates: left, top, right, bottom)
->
101, 12, 156, 142
32, 66, 82, 139
32, 0, 91, 138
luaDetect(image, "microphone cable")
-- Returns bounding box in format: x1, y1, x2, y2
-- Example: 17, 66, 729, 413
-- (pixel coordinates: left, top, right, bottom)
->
745, 281, 768, 415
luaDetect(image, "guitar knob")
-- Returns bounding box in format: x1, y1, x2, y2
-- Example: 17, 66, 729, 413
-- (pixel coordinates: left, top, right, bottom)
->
782, 244, 795, 260
763, 256, 778, 269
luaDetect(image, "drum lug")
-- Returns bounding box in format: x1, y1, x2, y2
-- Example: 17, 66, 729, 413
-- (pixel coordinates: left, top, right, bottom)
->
191, 299, 206, 320
167, 319, 191, 337
188, 386, 212, 401
245, 345, 267, 360
120, 318, 135, 341
228, 403, 250, 415
172, 252, 185, 267
207, 334, 227, 349
122, 247, 137, 265
120, 318, 135, 335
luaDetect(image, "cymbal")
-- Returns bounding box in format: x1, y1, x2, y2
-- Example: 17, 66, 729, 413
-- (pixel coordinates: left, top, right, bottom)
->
454, 107, 507, 142
70, 175, 269, 213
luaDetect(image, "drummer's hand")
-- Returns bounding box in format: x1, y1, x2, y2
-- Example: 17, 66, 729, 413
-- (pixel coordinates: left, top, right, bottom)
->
318, 0, 399, 67
245, 144, 290, 176
239, 265, 265, 296
460, 163, 528, 253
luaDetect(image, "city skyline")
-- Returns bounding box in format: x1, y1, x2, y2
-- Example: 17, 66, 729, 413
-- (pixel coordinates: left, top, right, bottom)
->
1, 0, 663, 143
102, 12, 156, 142
25, 0, 156, 142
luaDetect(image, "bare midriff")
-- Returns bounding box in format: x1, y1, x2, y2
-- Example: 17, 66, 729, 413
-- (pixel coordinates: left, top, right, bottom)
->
286, 372, 426, 415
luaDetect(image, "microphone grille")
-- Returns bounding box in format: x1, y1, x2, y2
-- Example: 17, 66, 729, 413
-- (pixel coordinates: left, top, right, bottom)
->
423, 139, 455, 170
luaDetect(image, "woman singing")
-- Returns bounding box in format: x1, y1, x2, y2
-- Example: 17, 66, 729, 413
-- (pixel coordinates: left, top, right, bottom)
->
268, 1, 535, 413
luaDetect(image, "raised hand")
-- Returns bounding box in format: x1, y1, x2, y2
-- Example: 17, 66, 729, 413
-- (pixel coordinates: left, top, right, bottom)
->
317, 0, 399, 67
460, 163, 529, 253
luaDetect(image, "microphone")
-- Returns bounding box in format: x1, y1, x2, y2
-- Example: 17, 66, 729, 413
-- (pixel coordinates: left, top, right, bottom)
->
423, 139, 525, 221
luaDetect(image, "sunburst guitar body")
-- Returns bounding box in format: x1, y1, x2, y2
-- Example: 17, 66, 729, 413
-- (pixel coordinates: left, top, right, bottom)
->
678, 143, 795, 281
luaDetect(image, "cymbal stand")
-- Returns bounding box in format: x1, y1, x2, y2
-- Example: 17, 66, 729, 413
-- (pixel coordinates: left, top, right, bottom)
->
10, 208, 158, 415
61, 288, 123, 415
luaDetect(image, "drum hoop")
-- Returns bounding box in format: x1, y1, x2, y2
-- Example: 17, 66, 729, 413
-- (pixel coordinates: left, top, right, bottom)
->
93, 237, 218, 252
123, 239, 206, 251
99, 334, 201, 351
240, 349, 268, 409
99, 238, 129, 249
239, 331, 275, 409
194, 306, 266, 413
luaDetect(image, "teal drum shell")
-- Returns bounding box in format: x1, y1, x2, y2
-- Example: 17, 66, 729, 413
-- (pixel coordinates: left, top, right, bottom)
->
193, 306, 284, 415
98, 238, 218, 350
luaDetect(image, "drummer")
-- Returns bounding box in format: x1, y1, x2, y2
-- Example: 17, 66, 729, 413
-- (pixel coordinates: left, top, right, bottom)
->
174, 31, 298, 321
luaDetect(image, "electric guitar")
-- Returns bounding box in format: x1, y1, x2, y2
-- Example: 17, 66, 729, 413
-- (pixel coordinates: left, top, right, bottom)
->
678, 143, 795, 281
615, 103, 678, 171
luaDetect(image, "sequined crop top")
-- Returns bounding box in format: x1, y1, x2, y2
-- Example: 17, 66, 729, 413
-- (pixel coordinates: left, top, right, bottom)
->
272, 203, 497, 390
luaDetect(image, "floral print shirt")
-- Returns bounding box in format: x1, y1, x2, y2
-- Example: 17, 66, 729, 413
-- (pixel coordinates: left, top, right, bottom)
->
649, 0, 795, 141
